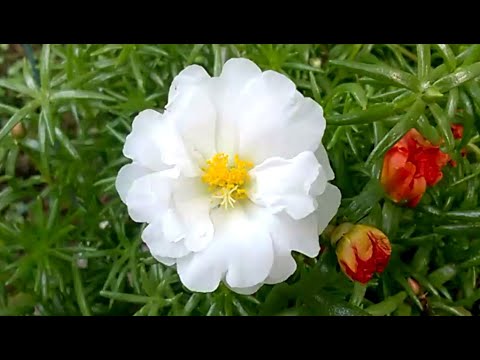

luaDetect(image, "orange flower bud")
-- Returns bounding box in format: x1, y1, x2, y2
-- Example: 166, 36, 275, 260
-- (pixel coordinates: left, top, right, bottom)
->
381, 129, 450, 207
11, 123, 26, 139
407, 277, 421, 295
333, 223, 392, 284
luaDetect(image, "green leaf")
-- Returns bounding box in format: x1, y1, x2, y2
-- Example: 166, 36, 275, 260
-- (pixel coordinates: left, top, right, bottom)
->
327, 82, 368, 109
327, 103, 395, 126
330, 60, 421, 92
40, 44, 51, 91
446, 87, 459, 119
417, 44, 431, 83
55, 127, 80, 160
434, 224, 480, 235
430, 301, 471, 316
51, 90, 115, 102
305, 293, 370, 316
434, 44, 456, 72
129, 51, 145, 94
183, 293, 202, 316
0, 79, 37, 97
40, 103, 55, 146
342, 178, 385, 223
309, 72, 322, 104
461, 44, 480, 66
433, 62, 480, 93
212, 44, 223, 77
416, 115, 441, 145
381, 200, 401, 238
22, 58, 37, 90
429, 103, 454, 152
429, 264, 458, 287
100, 290, 152, 304
0, 100, 40, 144
0, 103, 18, 115
259, 283, 296, 316
365, 291, 407, 316
72, 263, 91, 316
365, 98, 425, 168
464, 80, 480, 118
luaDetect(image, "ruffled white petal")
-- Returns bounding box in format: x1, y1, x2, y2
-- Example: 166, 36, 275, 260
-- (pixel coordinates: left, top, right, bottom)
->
315, 143, 335, 181
226, 68, 326, 164
172, 178, 214, 252
142, 219, 190, 259
228, 283, 263, 295
249, 151, 324, 220
124, 168, 179, 223
115, 162, 151, 203
264, 252, 297, 285
167, 64, 211, 105
123, 110, 171, 171
315, 183, 342, 234
155, 256, 176, 266
165, 85, 217, 163
176, 204, 274, 293
272, 211, 321, 258
211, 58, 263, 156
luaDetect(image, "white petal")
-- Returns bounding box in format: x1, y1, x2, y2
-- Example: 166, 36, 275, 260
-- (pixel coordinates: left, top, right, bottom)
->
124, 109, 202, 177
176, 252, 224, 293
212, 58, 263, 156
249, 151, 322, 220
228, 283, 263, 295
167, 64, 211, 105
115, 162, 151, 204
142, 219, 190, 259
166, 84, 217, 162
222, 206, 274, 289
156, 257, 176, 266
176, 203, 274, 293
173, 178, 214, 252
161, 209, 185, 243
233, 70, 326, 164
315, 183, 342, 234
125, 168, 179, 223
315, 144, 335, 181
272, 211, 320, 258
123, 110, 171, 171
264, 252, 297, 285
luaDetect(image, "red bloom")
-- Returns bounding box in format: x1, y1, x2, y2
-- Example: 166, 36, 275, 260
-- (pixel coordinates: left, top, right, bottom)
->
334, 224, 391, 284
381, 129, 450, 207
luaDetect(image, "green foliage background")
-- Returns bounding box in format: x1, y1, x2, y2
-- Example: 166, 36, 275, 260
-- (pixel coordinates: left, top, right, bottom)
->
0, 44, 479, 316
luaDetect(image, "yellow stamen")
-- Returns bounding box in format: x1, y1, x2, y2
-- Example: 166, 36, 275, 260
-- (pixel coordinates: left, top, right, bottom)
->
201, 153, 253, 209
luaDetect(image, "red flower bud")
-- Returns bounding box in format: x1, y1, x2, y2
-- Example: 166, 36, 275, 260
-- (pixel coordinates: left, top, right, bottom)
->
451, 123, 464, 140
381, 129, 450, 207
332, 223, 392, 284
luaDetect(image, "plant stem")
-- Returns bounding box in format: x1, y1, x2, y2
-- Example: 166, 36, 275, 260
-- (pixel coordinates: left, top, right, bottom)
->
350, 282, 367, 306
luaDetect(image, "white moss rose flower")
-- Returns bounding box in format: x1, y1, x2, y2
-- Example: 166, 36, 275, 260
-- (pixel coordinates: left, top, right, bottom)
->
115, 58, 341, 295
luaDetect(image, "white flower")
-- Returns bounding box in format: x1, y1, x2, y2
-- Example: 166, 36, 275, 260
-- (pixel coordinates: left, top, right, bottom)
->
115, 58, 341, 295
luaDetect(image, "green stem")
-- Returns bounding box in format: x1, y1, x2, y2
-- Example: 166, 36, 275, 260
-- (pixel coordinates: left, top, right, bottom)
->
350, 282, 367, 306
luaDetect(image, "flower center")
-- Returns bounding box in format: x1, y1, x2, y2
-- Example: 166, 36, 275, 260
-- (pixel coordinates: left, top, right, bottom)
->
201, 153, 253, 209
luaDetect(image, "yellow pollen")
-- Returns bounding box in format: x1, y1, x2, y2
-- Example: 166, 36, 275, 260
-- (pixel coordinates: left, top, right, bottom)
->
201, 153, 253, 209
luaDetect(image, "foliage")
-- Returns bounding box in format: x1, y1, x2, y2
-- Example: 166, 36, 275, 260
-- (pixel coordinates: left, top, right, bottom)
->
1, 44, 479, 316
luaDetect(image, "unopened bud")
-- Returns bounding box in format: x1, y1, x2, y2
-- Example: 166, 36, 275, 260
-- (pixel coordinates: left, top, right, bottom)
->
333, 223, 392, 284
11, 123, 26, 139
